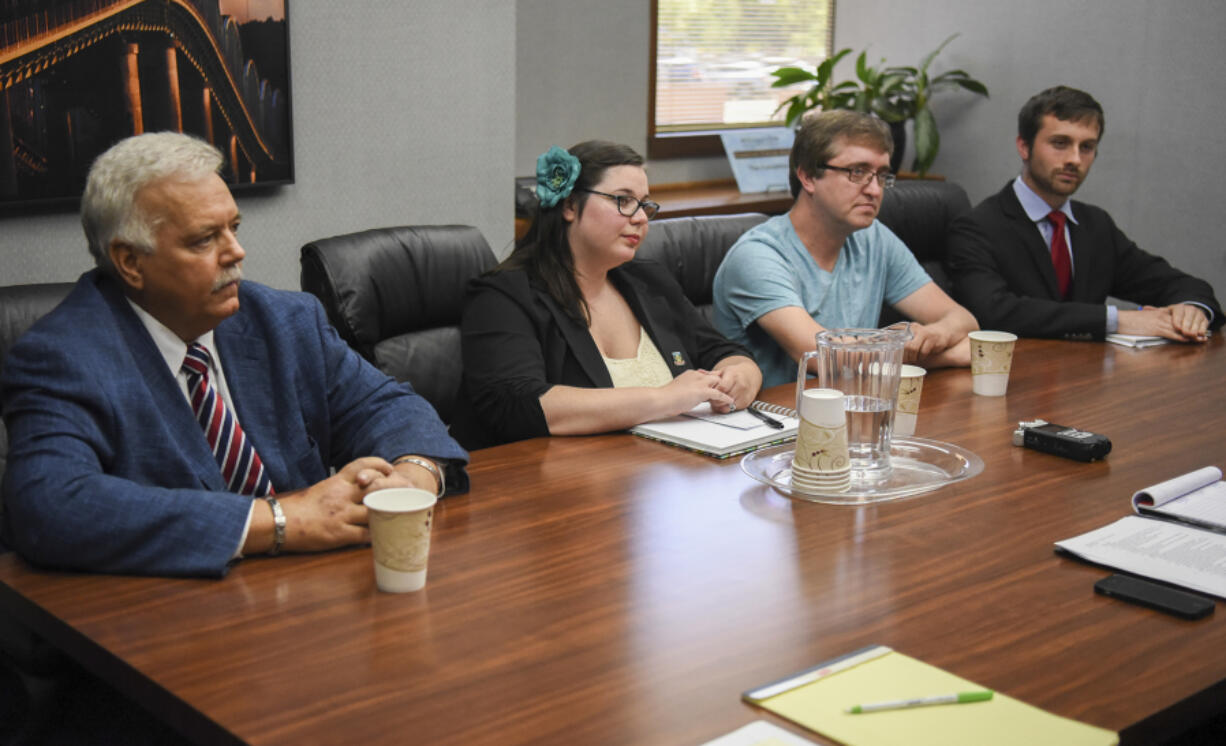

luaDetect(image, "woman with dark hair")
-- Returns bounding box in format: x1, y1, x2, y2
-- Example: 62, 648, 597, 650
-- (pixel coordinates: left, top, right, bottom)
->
456, 140, 762, 448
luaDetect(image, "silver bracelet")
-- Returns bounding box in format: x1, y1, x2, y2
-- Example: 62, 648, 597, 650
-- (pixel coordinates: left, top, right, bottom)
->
393, 455, 445, 497
264, 496, 286, 556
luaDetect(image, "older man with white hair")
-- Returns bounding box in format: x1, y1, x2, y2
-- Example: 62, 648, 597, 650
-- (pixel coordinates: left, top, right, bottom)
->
1, 132, 467, 577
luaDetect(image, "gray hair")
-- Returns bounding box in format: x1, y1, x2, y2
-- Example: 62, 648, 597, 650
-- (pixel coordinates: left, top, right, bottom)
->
81, 132, 225, 274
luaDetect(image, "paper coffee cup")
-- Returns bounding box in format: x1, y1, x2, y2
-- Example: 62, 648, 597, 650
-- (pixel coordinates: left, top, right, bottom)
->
798, 388, 845, 427
364, 487, 437, 593
894, 364, 926, 436
792, 389, 850, 493
969, 331, 1018, 397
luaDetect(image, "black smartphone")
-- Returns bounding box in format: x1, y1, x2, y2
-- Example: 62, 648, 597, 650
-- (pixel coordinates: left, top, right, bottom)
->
1094, 574, 1215, 620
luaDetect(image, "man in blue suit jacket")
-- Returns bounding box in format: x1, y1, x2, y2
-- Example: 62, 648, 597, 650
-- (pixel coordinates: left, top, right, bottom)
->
1, 133, 468, 577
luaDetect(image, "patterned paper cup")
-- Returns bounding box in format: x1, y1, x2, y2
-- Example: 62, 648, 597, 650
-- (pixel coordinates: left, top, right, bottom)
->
790, 468, 851, 494
792, 389, 851, 493
894, 364, 926, 436
364, 488, 437, 593
793, 418, 851, 471
969, 331, 1018, 397
790, 470, 852, 486
790, 470, 851, 484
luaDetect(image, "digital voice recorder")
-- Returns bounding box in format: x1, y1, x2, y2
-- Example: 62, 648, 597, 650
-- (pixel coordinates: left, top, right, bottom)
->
1011, 419, 1112, 462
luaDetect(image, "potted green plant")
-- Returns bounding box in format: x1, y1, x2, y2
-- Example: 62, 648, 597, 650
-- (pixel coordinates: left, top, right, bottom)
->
879, 34, 989, 175
770, 34, 989, 176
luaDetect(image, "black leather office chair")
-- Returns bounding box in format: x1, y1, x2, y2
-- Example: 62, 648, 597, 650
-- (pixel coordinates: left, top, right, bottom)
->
636, 213, 770, 324
300, 226, 497, 424
877, 179, 971, 293
0, 282, 74, 526
876, 180, 972, 325
0, 281, 75, 742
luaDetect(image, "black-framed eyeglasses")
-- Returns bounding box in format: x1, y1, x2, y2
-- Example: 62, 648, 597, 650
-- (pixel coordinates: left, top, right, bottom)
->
579, 189, 661, 219
819, 164, 896, 189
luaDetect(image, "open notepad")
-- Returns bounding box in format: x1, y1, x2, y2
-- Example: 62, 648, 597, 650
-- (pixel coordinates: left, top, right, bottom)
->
629, 401, 798, 459
1131, 466, 1226, 532
1056, 466, 1226, 597
742, 645, 1116, 746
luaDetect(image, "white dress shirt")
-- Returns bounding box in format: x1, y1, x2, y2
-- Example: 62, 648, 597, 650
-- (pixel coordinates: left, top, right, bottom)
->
127, 300, 254, 557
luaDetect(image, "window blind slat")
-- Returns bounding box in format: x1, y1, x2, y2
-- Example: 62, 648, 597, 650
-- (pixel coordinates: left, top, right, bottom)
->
655, 0, 834, 132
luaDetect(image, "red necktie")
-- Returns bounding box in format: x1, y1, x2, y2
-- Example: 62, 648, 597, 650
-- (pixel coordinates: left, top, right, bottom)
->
182, 343, 274, 496
1047, 210, 1072, 299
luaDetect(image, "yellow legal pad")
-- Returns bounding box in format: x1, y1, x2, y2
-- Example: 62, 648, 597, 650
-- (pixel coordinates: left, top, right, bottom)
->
742, 646, 1117, 746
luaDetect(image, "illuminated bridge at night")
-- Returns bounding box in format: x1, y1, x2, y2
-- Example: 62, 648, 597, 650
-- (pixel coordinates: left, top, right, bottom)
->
1, 0, 290, 199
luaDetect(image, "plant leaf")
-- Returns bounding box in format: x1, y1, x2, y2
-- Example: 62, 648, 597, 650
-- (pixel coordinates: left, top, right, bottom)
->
919, 33, 959, 74
954, 78, 989, 96
855, 51, 870, 81
912, 106, 939, 175
815, 47, 852, 84
785, 99, 808, 128
880, 73, 906, 89
876, 102, 908, 123
771, 67, 817, 87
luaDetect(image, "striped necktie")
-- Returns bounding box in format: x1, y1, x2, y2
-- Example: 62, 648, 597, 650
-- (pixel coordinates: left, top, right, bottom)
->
181, 343, 274, 496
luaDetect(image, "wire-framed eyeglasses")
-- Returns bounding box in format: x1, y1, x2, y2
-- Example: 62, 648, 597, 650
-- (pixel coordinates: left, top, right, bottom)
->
579, 189, 661, 219
819, 164, 896, 189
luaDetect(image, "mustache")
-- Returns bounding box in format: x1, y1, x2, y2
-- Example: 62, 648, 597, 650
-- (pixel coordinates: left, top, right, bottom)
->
212, 266, 243, 291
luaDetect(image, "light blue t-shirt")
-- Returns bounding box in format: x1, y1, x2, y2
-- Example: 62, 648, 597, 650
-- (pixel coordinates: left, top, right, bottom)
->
713, 214, 931, 387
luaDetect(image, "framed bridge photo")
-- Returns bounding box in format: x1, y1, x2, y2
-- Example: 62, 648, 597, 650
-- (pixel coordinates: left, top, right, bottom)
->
0, 0, 294, 210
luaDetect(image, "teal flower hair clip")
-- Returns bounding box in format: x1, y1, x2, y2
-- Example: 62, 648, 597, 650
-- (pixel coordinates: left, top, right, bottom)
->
536, 146, 581, 208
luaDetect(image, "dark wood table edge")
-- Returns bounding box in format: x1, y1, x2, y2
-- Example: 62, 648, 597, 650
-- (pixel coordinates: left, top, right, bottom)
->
0, 569, 242, 746
1121, 677, 1226, 745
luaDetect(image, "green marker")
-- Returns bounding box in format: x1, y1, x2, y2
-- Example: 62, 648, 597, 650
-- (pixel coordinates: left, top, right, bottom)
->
846, 690, 994, 714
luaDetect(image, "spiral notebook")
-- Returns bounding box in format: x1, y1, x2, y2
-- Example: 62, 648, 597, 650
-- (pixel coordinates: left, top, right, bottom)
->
630, 401, 798, 459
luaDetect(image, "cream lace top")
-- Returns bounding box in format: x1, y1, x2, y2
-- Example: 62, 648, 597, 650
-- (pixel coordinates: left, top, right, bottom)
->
602, 327, 674, 388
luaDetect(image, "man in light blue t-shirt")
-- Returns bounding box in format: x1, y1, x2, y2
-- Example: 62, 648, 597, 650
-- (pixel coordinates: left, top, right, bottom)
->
714, 111, 978, 387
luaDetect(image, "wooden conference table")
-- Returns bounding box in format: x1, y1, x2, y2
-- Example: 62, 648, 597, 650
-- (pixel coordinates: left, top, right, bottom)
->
1, 337, 1224, 745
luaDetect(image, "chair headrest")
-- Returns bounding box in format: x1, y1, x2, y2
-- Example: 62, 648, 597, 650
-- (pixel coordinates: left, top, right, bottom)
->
877, 180, 972, 264
0, 282, 74, 374
301, 226, 496, 358
638, 213, 770, 305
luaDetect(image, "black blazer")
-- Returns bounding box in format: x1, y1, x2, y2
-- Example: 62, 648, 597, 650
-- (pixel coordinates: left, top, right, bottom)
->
455, 259, 751, 449
946, 182, 1222, 339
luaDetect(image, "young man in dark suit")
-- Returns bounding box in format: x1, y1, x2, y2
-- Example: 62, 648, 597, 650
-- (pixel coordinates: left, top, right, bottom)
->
947, 86, 1221, 341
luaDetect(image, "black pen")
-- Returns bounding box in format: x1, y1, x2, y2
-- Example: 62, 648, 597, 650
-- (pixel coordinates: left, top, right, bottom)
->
746, 406, 784, 430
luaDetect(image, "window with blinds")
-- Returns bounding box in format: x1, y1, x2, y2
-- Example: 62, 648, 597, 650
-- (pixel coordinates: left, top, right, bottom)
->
651, 0, 835, 157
